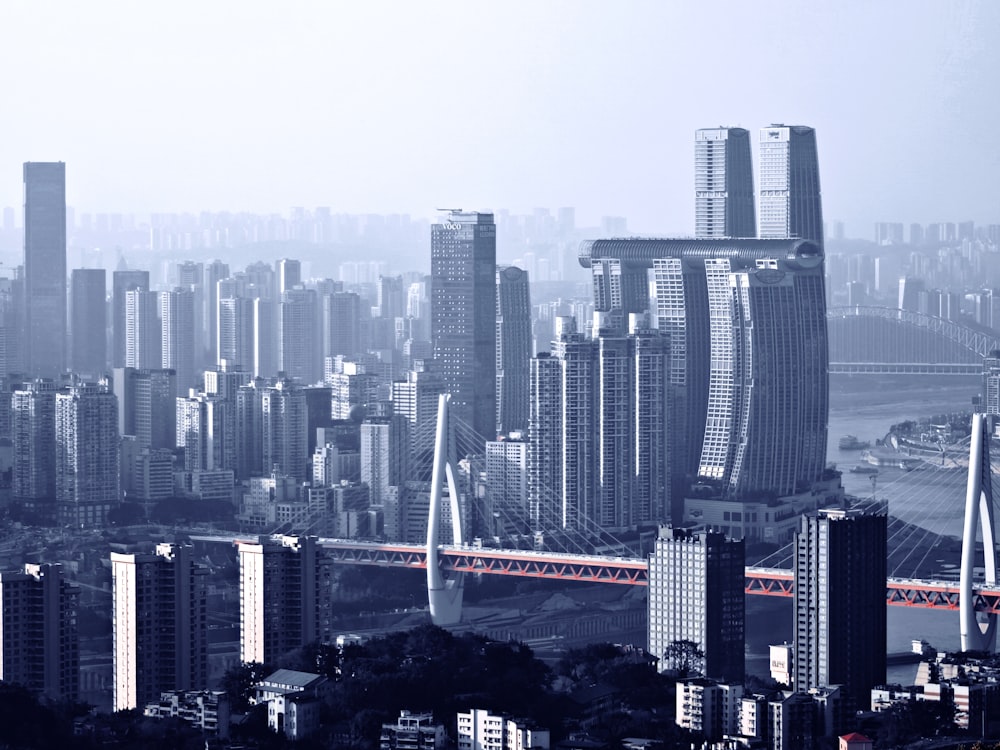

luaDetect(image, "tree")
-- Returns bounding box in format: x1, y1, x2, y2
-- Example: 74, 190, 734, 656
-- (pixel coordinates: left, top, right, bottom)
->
221, 661, 272, 711
662, 640, 704, 678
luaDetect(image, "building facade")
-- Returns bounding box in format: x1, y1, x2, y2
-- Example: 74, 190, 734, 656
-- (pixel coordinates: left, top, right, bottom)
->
695, 127, 756, 239
238, 535, 331, 665
56, 382, 120, 526
496, 265, 531, 435
0, 563, 79, 701
111, 543, 208, 711
757, 125, 824, 250
648, 526, 745, 683
23, 162, 67, 378
431, 211, 497, 453
69, 268, 107, 376
793, 507, 887, 710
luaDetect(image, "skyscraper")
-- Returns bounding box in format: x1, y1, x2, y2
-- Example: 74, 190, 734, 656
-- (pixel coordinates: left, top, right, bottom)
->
217, 295, 255, 371
322, 291, 362, 360
55, 382, 120, 526
112, 269, 149, 368
647, 526, 745, 683
360, 415, 411, 505
431, 211, 497, 452
69, 269, 107, 376
113, 367, 176, 450
695, 127, 756, 239
527, 314, 670, 533
12, 380, 57, 519
758, 125, 824, 249
793, 507, 887, 709
23, 162, 67, 378
204, 260, 230, 366
496, 265, 532, 435
111, 543, 208, 711
0, 563, 79, 702
125, 288, 160, 370
160, 287, 196, 396
238, 535, 331, 665
580, 237, 828, 502
275, 258, 301, 297
279, 287, 319, 383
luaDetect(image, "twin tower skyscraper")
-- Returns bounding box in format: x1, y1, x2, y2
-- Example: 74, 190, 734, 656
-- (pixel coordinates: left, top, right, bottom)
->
695, 124, 823, 247
561, 125, 827, 530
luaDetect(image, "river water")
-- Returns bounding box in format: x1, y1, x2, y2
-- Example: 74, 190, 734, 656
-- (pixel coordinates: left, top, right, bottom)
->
746, 374, 983, 682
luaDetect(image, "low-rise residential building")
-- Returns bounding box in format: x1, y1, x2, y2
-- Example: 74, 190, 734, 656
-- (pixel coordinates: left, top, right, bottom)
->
254, 669, 329, 740
143, 690, 230, 738
380, 709, 446, 750
675, 678, 743, 740
457, 709, 549, 750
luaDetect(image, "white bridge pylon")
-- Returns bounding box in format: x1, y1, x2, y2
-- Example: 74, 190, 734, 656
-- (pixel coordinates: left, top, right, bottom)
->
426, 394, 465, 625
960, 413, 998, 652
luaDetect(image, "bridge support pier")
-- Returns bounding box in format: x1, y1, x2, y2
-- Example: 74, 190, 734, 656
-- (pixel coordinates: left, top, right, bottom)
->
960, 413, 997, 652
426, 394, 465, 626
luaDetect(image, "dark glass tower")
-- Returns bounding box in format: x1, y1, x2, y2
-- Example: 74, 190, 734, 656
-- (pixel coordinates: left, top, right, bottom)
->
431, 211, 496, 453
695, 127, 756, 238
69, 269, 107, 376
793, 507, 887, 710
495, 265, 531, 435
758, 125, 824, 250
23, 162, 67, 378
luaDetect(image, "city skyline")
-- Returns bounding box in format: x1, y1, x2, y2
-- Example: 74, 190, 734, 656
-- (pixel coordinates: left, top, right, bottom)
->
1, 2, 998, 233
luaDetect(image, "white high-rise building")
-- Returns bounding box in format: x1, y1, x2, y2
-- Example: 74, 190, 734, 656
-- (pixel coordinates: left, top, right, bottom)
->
360, 416, 410, 505
161, 287, 197, 396
647, 526, 745, 683
217, 296, 254, 372
55, 382, 119, 527
111, 543, 207, 711
695, 127, 756, 239
279, 287, 319, 384
125, 288, 160, 370
238, 535, 330, 665
485, 436, 528, 536
758, 125, 824, 249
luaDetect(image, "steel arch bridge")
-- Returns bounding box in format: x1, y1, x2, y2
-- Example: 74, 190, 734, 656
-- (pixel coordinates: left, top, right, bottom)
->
827, 305, 1000, 374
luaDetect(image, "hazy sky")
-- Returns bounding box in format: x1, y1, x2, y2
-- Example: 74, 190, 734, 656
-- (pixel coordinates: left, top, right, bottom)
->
1, 1, 997, 235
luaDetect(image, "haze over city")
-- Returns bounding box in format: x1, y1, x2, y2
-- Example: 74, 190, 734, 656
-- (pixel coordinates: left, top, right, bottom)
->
1, 0, 998, 232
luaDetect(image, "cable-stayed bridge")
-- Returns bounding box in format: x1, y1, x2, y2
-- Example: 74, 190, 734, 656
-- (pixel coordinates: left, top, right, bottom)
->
194, 399, 1000, 652
828, 305, 1000, 374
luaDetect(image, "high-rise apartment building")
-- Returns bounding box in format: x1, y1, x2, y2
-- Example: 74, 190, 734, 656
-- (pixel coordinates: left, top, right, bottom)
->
527, 315, 670, 532
176, 392, 231, 472
55, 382, 120, 526
485, 435, 529, 535
647, 526, 745, 683
113, 367, 176, 450
275, 258, 301, 298
757, 125, 824, 249
695, 127, 756, 239
0, 563, 79, 702
322, 291, 362, 360
69, 268, 107, 376
793, 507, 887, 709
582, 237, 828, 503
238, 535, 331, 665
125, 288, 161, 370
279, 287, 319, 384
360, 416, 410, 505
12, 380, 57, 517
112, 269, 150, 368
496, 265, 532, 435
431, 211, 497, 453
204, 260, 230, 366
161, 287, 196, 396
391, 361, 444, 480
111, 543, 207, 711
217, 295, 255, 371
23, 162, 67, 378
